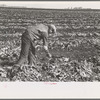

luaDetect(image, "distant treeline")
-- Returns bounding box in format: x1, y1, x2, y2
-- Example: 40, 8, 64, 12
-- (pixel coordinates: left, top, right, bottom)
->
0, 6, 100, 12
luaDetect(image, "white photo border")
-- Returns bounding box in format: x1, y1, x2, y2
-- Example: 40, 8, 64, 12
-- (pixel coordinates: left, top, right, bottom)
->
0, 1, 100, 99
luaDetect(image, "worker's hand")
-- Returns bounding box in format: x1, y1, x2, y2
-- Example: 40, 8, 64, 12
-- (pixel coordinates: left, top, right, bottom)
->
43, 45, 52, 58
44, 45, 48, 51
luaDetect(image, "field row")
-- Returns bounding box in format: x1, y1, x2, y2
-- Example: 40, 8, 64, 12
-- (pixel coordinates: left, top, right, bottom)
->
0, 7, 100, 32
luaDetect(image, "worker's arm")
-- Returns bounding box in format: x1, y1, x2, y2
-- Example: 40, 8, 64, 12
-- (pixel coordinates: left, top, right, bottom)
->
42, 34, 52, 58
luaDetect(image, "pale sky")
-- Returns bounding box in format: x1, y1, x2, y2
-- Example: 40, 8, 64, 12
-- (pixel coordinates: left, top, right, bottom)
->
0, 1, 100, 9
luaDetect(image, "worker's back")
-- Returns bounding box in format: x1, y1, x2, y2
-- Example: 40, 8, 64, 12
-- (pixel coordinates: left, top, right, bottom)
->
26, 24, 49, 41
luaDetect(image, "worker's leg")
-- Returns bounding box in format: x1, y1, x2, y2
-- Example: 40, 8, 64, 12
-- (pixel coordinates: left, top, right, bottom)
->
28, 42, 36, 66
16, 30, 31, 65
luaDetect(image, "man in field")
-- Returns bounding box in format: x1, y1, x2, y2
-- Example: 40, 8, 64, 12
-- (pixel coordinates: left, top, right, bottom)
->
14, 24, 57, 67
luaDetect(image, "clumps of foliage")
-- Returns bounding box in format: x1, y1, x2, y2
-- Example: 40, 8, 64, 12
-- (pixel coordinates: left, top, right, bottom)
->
0, 32, 100, 82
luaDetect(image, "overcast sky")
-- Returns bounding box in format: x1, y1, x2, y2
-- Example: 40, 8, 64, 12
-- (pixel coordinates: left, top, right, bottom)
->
0, 1, 100, 9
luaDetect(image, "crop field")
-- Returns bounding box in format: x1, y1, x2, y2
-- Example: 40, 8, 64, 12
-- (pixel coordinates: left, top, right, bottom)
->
0, 7, 100, 81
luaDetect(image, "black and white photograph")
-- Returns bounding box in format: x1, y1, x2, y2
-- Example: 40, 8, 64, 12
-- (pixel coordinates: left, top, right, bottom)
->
1, 1, 100, 99
0, 1, 100, 82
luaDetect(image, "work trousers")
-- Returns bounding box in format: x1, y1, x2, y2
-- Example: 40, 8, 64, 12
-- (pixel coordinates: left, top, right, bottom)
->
17, 30, 36, 66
